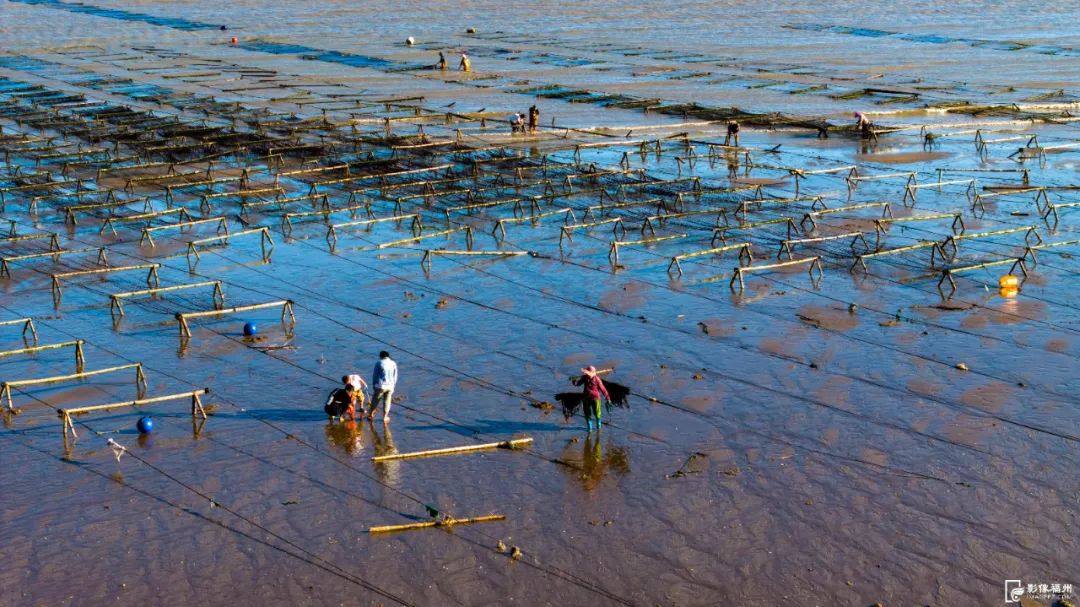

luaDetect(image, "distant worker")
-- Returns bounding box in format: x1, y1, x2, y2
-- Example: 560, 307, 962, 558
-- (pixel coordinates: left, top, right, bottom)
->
572, 365, 611, 432
528, 105, 539, 132
724, 120, 740, 147
854, 112, 876, 140
437, 51, 447, 71
370, 350, 398, 421
511, 113, 525, 133
459, 52, 471, 72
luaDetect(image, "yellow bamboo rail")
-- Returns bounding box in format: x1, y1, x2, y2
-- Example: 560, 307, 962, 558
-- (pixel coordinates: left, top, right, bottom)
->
369, 514, 505, 534
63, 197, 152, 224
242, 193, 329, 217
0, 340, 83, 372
111, 281, 224, 317
2, 363, 147, 412
326, 215, 421, 250
1021, 238, 1080, 264
801, 201, 891, 231
941, 225, 1041, 256
176, 300, 294, 340
310, 164, 453, 194
730, 256, 823, 292
281, 201, 371, 236
609, 234, 688, 267
0, 247, 106, 278
186, 227, 274, 266
493, 208, 574, 242
0, 318, 37, 343
0, 232, 60, 250
100, 207, 190, 235
420, 249, 527, 270
668, 243, 753, 276
712, 217, 798, 246
851, 241, 940, 273
376, 226, 473, 251
199, 187, 285, 213
779, 232, 869, 260
938, 257, 1027, 297
140, 216, 228, 247
52, 264, 160, 306
372, 438, 533, 461
559, 217, 625, 249
58, 388, 209, 438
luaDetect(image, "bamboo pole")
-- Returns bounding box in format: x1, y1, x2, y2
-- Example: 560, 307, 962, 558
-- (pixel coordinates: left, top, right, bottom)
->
0, 340, 83, 371
100, 207, 190, 235
326, 215, 421, 250
140, 216, 228, 247
377, 227, 472, 251
609, 234, 688, 267
730, 256, 822, 292
0, 318, 37, 343
0, 247, 105, 278
3, 363, 146, 412
111, 281, 224, 317
52, 264, 160, 306
713, 217, 797, 246
668, 243, 752, 276
559, 217, 625, 249
59, 388, 209, 438
176, 300, 294, 339
368, 515, 505, 534
493, 208, 573, 242
421, 250, 527, 270
187, 227, 274, 266
1021, 238, 1080, 264
801, 202, 891, 231
372, 438, 532, 461
851, 241, 939, 273
779, 232, 869, 260
63, 197, 151, 224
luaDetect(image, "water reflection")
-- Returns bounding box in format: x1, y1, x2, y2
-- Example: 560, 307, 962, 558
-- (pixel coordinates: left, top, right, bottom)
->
324, 419, 363, 456
560, 433, 631, 491
370, 420, 402, 488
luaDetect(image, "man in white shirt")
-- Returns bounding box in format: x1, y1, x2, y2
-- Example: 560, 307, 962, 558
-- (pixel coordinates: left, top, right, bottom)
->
370, 351, 398, 421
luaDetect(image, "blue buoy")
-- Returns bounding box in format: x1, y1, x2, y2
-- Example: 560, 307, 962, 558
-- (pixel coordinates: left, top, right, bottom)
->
243, 322, 257, 336
137, 416, 154, 434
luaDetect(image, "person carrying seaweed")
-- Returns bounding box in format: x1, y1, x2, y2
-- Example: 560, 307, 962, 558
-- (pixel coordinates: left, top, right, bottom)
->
436, 51, 448, 71
724, 120, 740, 147
528, 105, 539, 132
854, 112, 876, 140
459, 51, 471, 72
573, 365, 611, 432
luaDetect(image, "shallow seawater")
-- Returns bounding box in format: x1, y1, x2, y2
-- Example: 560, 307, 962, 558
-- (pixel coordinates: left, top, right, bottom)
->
0, 2, 1079, 607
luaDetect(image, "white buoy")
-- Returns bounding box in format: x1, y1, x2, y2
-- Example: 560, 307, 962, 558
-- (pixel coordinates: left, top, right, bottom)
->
406, 36, 416, 46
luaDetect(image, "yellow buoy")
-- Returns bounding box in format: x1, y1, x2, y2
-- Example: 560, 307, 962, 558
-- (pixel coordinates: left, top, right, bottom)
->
998, 275, 1019, 289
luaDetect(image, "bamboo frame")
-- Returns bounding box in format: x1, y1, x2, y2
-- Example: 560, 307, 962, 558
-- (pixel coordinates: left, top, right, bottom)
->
376, 226, 473, 251
0, 318, 38, 343
176, 300, 295, 340
100, 207, 190, 235
0, 232, 60, 250
0, 247, 106, 278
851, 241, 940, 274
941, 225, 1041, 257
63, 196, 152, 224
779, 232, 869, 260
559, 217, 625, 249
140, 216, 228, 247
243, 193, 329, 218
1021, 238, 1080, 265
668, 242, 752, 276
420, 249, 527, 270
609, 234, 688, 267
800, 202, 892, 231
110, 281, 224, 318
52, 264, 160, 306
903, 178, 975, 205
59, 388, 209, 438
938, 257, 1028, 297
199, 187, 285, 213
372, 438, 532, 461
326, 215, 421, 250
730, 256, 823, 292
186, 227, 274, 267
2, 363, 147, 412
0, 340, 84, 372
493, 207, 574, 242
641, 207, 730, 237
712, 217, 798, 246
368, 514, 505, 534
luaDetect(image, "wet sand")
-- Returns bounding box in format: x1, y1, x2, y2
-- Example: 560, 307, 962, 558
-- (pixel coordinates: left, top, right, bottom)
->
0, 2, 1079, 607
